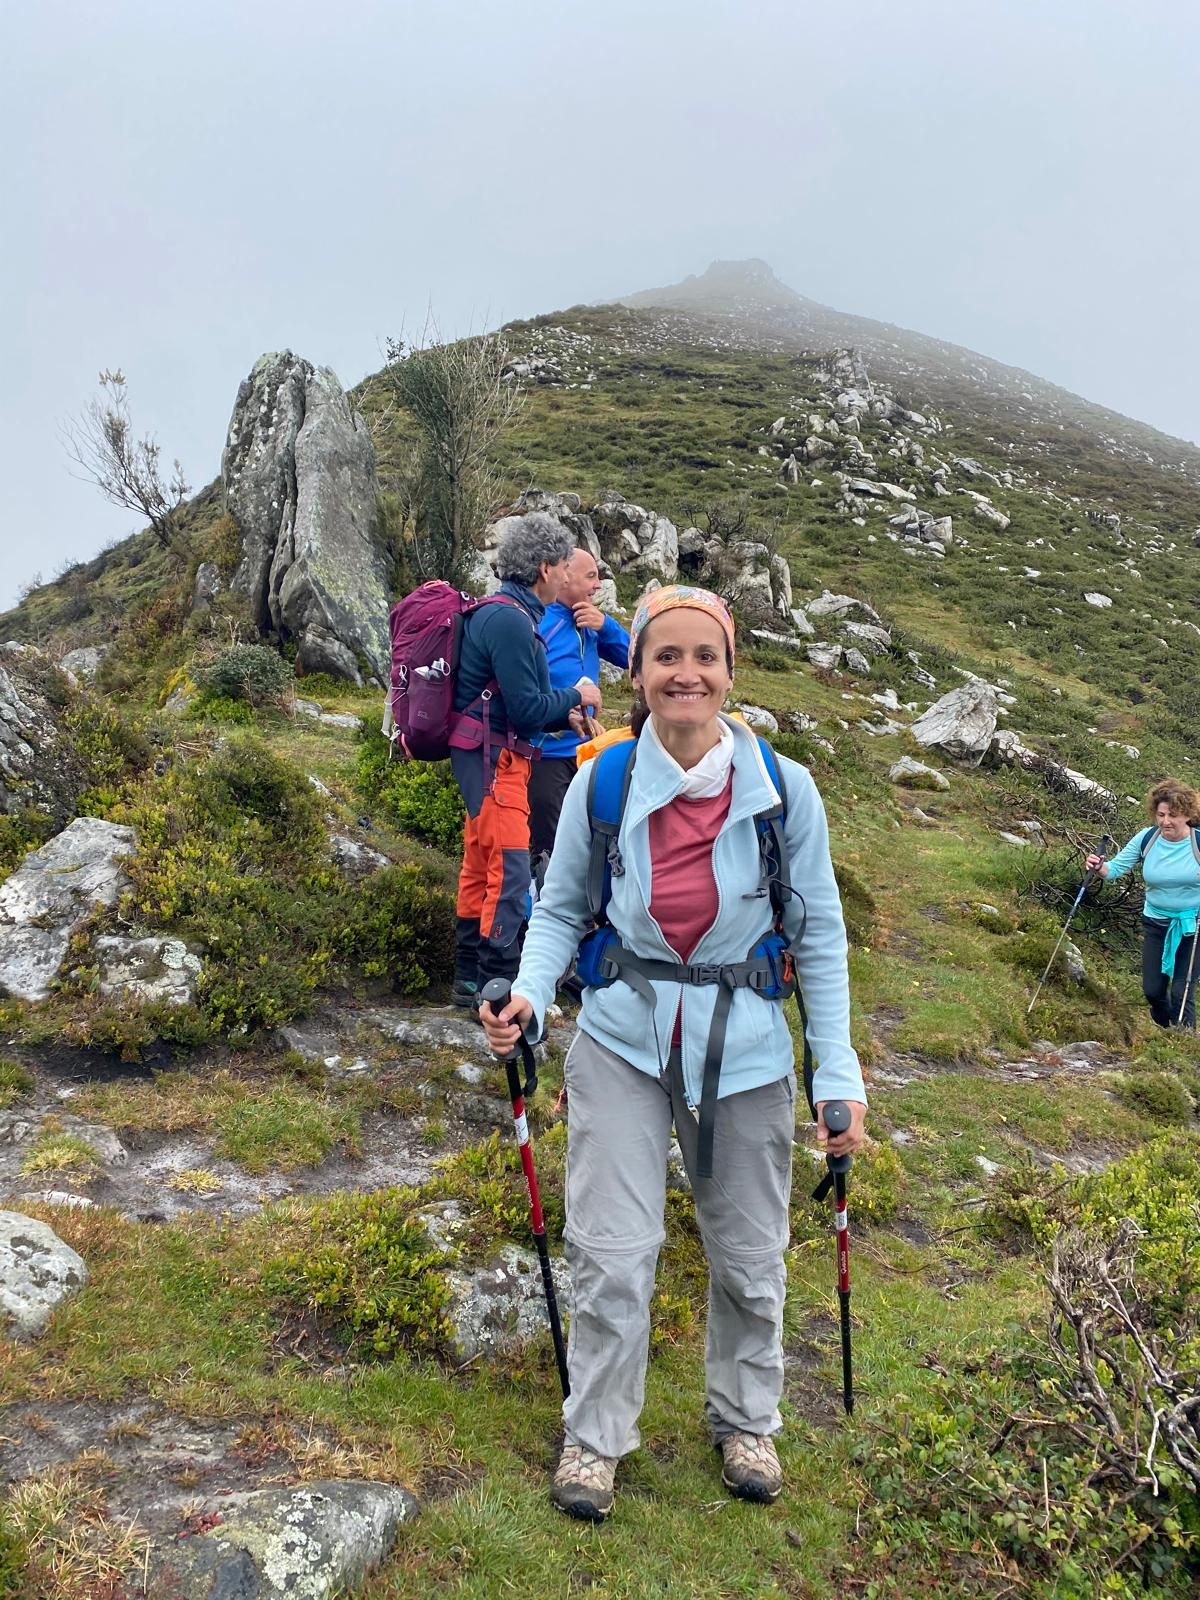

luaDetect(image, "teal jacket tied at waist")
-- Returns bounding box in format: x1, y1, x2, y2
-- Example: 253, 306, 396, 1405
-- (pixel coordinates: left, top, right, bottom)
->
513, 716, 867, 1111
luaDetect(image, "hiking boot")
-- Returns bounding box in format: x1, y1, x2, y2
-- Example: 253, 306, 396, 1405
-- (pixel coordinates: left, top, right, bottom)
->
551, 1442, 617, 1522
451, 978, 481, 1010
719, 1431, 783, 1504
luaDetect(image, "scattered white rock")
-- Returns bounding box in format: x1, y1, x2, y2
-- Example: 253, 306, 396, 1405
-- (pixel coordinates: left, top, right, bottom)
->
889, 757, 950, 791
1084, 592, 1113, 609
0, 1211, 88, 1339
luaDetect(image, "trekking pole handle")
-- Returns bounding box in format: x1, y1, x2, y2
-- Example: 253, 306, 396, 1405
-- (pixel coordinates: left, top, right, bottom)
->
822, 1099, 853, 1176
480, 978, 538, 1097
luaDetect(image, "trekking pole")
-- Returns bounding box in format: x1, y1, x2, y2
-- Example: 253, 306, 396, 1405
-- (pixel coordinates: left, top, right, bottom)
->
1176, 920, 1200, 1027
1026, 832, 1114, 1018
811, 1100, 854, 1416
480, 979, 570, 1398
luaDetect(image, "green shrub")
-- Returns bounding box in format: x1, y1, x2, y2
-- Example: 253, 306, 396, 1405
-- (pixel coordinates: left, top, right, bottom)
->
116, 736, 454, 1036
0, 810, 56, 876
267, 1190, 453, 1359
199, 644, 293, 709
356, 729, 465, 855
747, 645, 794, 672
187, 692, 254, 725
336, 864, 456, 990
1118, 1070, 1194, 1125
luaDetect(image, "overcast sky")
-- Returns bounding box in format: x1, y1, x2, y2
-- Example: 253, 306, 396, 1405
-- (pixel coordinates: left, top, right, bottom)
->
3, 0, 1198, 610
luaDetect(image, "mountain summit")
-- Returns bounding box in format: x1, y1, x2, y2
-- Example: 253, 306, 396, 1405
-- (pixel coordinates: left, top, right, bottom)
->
621, 258, 809, 315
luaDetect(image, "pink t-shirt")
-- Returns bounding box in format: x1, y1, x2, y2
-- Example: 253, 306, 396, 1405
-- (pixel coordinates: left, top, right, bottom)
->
648, 775, 734, 963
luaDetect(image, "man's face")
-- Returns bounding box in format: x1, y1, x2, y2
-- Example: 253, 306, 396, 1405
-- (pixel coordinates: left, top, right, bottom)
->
559, 551, 601, 608
536, 556, 573, 605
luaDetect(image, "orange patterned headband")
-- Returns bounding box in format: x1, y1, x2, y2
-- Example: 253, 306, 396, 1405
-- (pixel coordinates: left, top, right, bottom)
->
628, 585, 736, 671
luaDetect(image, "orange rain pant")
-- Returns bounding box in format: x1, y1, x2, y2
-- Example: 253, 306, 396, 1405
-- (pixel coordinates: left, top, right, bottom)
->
456, 749, 533, 982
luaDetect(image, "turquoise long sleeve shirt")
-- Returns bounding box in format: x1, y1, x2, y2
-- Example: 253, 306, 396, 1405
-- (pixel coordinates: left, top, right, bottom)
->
1107, 827, 1200, 975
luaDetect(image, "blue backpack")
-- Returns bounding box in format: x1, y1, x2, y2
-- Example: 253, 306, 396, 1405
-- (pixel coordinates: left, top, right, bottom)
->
575, 733, 815, 1176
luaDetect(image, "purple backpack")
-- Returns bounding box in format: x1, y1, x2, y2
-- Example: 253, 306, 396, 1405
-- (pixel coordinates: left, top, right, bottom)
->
383, 582, 519, 761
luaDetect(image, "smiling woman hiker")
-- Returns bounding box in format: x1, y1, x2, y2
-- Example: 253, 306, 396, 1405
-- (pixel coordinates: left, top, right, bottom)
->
1086, 778, 1200, 1029
480, 584, 867, 1522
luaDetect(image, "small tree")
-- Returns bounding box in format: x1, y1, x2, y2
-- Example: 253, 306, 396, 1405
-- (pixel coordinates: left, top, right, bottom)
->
382, 329, 524, 586
63, 370, 191, 555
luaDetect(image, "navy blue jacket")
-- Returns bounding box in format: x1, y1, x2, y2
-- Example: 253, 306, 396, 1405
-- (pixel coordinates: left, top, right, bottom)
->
453, 581, 580, 742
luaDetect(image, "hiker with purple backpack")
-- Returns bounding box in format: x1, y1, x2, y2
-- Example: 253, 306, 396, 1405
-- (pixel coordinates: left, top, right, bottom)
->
444, 514, 602, 1006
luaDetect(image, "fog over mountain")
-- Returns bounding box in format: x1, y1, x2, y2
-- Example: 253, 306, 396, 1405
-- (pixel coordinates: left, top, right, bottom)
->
3, 0, 1198, 607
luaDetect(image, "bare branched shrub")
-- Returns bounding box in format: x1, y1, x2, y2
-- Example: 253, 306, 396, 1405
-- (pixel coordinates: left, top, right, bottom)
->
1048, 1221, 1200, 1498
62, 370, 191, 555
382, 329, 525, 587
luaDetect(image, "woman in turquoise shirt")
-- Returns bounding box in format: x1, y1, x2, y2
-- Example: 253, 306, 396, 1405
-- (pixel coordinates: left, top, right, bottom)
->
1087, 778, 1200, 1027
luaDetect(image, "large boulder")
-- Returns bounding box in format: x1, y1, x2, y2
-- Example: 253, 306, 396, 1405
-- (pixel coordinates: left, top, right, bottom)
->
910, 683, 999, 766
0, 818, 135, 1002
0, 1211, 88, 1339
224, 353, 391, 685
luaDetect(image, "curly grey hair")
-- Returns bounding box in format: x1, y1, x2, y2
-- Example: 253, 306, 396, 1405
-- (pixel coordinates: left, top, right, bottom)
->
495, 512, 575, 586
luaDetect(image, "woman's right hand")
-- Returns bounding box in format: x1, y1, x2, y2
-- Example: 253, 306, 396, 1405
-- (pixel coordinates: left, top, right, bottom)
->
479, 993, 535, 1055
1086, 854, 1109, 876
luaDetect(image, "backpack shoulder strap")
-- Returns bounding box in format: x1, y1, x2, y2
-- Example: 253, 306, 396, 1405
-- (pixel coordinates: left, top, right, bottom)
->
585, 739, 639, 924
754, 738, 819, 1120
753, 737, 791, 924
1139, 825, 1161, 861
1192, 828, 1200, 868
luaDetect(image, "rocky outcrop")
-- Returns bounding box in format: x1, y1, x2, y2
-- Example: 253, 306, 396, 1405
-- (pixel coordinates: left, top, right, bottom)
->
0, 1211, 88, 1339
910, 683, 999, 766
147, 1480, 418, 1599
0, 818, 135, 1002
0, 646, 85, 825
224, 353, 391, 685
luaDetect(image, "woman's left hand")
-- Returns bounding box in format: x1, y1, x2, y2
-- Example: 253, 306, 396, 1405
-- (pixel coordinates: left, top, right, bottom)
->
815, 1100, 868, 1156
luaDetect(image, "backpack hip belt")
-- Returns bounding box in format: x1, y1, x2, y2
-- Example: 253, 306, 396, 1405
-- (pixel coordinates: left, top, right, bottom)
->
583, 939, 795, 1180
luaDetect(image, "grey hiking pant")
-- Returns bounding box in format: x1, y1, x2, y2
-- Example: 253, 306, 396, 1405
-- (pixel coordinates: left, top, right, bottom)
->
561, 1029, 795, 1460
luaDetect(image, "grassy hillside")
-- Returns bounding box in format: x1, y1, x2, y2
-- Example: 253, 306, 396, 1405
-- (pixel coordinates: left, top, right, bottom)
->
2, 268, 1200, 1596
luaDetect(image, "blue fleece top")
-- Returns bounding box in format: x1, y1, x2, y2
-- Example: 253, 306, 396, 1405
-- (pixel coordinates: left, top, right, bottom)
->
513, 716, 867, 1111
452, 581, 581, 742
1106, 828, 1200, 919
536, 603, 632, 760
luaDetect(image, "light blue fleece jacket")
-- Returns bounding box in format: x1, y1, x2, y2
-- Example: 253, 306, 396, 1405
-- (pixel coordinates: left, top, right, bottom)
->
513, 716, 867, 1112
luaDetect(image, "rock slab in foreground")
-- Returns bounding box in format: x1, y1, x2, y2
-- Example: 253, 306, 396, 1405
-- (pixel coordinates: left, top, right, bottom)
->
0, 817, 135, 1002
147, 1480, 418, 1599
0, 1210, 88, 1339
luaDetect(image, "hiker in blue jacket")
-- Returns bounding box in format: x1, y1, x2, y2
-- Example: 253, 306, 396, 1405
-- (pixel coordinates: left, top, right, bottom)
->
483, 584, 866, 1522
450, 514, 602, 1008
530, 548, 632, 860
1087, 777, 1200, 1027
